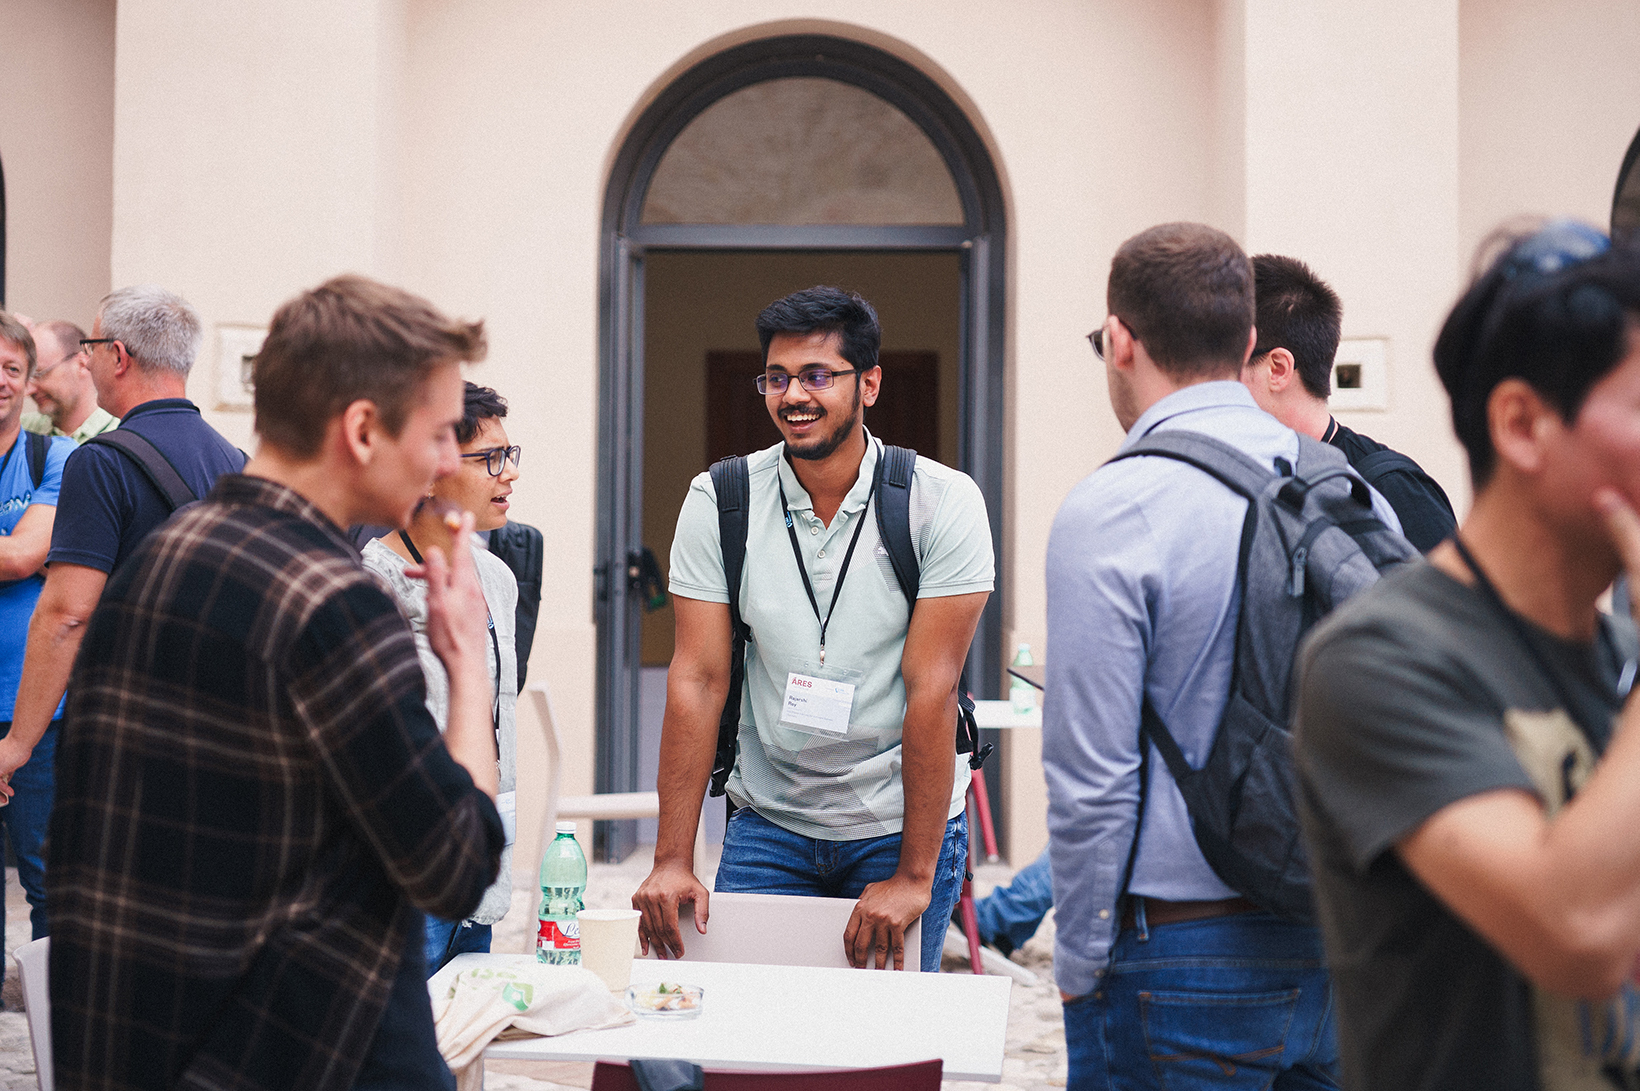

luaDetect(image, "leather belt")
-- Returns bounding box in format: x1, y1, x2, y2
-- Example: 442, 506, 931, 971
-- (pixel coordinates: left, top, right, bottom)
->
1120, 895, 1259, 930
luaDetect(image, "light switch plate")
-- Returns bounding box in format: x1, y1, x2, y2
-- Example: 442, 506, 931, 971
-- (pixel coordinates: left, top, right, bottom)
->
1330, 337, 1388, 411
217, 326, 267, 411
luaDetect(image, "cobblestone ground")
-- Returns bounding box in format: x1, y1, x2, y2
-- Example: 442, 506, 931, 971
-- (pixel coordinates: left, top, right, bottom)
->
0, 854, 1068, 1089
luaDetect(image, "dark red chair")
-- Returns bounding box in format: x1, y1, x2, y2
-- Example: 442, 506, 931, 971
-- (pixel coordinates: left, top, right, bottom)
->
590, 1058, 943, 1090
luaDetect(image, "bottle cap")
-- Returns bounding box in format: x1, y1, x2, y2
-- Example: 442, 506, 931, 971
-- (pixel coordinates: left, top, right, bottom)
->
556, 821, 578, 834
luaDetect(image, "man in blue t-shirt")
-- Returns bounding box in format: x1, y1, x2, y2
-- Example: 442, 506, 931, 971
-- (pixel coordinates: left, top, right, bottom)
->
0, 287, 243, 800
0, 313, 76, 979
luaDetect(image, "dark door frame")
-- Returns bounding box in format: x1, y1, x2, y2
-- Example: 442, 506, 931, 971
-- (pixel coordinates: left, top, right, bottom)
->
594, 34, 1008, 858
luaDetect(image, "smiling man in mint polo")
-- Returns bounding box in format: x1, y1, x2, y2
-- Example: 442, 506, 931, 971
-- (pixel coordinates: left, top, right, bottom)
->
634, 286, 993, 973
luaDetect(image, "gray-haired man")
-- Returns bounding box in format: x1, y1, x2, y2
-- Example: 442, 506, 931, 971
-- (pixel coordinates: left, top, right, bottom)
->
0, 286, 244, 792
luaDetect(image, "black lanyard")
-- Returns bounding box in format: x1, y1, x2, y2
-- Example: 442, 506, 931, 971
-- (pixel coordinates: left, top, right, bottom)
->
399, 529, 503, 738
1451, 536, 1631, 735
777, 473, 874, 665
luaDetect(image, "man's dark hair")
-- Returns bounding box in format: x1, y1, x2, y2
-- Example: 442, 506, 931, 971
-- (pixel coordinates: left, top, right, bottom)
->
1435, 220, 1640, 488
254, 275, 487, 457
1253, 255, 1342, 398
755, 286, 880, 374
457, 382, 508, 445
1108, 223, 1254, 379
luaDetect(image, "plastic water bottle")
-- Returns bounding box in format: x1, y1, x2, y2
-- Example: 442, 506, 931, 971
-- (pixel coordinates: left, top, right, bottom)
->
537, 821, 587, 965
1010, 642, 1036, 714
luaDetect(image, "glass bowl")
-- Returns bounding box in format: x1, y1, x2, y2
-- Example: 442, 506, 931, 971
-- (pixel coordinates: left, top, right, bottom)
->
625, 982, 705, 1019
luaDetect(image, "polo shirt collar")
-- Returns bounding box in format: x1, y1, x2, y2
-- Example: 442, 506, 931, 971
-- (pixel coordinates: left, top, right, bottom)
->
776, 428, 881, 518
120, 397, 199, 421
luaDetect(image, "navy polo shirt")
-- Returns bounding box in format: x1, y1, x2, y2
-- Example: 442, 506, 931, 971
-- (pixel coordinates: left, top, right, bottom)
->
48, 399, 245, 575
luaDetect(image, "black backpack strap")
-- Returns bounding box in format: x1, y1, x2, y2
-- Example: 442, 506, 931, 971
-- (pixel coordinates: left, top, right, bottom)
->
1351, 448, 1423, 487
489, 520, 545, 687
85, 430, 197, 512
708, 456, 751, 798
1139, 696, 1196, 784
25, 431, 48, 490
871, 444, 920, 605
871, 444, 990, 769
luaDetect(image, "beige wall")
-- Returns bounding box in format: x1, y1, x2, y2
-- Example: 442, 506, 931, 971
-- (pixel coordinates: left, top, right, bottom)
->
1241, 0, 1467, 506
13, 0, 1638, 878
0, 0, 115, 325
1459, 0, 1640, 267
109, 0, 411, 455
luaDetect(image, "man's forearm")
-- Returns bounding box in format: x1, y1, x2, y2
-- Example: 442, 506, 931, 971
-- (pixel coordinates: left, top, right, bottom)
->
652, 676, 725, 869
894, 690, 958, 886
9, 600, 85, 753
442, 655, 498, 798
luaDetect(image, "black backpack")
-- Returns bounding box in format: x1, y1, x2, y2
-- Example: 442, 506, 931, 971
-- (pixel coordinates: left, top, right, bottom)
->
707, 446, 988, 798
22, 431, 48, 491
1107, 430, 1416, 921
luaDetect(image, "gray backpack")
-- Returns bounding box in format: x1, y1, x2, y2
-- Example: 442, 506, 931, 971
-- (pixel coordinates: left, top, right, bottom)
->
1108, 430, 1416, 922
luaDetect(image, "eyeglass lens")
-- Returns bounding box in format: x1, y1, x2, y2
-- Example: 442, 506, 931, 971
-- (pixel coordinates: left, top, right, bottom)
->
755, 367, 854, 395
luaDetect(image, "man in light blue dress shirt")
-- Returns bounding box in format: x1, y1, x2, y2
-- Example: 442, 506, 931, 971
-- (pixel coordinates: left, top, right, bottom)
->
1044, 223, 1400, 1091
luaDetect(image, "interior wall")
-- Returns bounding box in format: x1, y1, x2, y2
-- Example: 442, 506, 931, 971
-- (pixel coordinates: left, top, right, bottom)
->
0, 0, 115, 324
640, 250, 963, 668
1458, 0, 1640, 257
1239, 0, 1467, 511
110, 0, 408, 454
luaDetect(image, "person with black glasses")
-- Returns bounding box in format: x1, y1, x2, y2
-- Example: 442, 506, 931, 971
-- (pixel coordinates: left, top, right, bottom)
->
634, 285, 993, 974
1296, 221, 1640, 1090
363, 381, 522, 974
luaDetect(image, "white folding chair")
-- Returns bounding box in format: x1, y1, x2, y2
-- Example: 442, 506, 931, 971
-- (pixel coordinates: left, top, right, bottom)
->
15, 936, 51, 1090
648, 890, 920, 971
525, 681, 704, 874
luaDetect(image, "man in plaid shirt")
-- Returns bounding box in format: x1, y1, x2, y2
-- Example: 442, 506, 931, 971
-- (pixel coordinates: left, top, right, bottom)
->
45, 276, 503, 1091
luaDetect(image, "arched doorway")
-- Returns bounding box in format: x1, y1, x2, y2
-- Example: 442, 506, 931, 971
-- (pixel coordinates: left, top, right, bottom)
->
594, 33, 1007, 858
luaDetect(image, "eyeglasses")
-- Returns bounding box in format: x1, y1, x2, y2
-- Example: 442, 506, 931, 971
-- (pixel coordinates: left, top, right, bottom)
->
1086, 316, 1127, 361
31, 351, 82, 383
79, 338, 118, 352
460, 445, 522, 476
1502, 219, 1609, 281
755, 367, 862, 395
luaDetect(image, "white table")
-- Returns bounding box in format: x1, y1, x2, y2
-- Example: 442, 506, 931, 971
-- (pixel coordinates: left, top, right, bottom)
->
484, 958, 1014, 1082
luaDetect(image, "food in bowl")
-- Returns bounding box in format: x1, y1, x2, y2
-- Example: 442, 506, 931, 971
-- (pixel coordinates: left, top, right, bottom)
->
625, 982, 704, 1019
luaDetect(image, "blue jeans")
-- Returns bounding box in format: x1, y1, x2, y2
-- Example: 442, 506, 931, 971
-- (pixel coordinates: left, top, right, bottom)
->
423, 916, 492, 977
975, 848, 1053, 952
0, 720, 56, 972
1063, 910, 1338, 1090
716, 807, 967, 972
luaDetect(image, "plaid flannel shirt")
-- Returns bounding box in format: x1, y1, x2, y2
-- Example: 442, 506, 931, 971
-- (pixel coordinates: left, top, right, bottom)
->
46, 474, 503, 1091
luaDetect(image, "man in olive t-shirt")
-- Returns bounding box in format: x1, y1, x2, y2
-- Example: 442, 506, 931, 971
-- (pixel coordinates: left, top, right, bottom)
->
1294, 221, 1640, 1091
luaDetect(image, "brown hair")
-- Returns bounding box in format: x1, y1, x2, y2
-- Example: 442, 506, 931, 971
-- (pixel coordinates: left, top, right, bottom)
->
253, 275, 487, 457
0, 313, 37, 374
1108, 223, 1254, 379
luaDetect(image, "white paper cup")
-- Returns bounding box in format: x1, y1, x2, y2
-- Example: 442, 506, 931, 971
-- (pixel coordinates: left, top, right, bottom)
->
577, 908, 642, 991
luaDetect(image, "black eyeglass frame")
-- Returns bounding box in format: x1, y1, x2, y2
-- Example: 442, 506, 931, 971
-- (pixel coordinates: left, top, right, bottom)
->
78, 338, 118, 351
1086, 316, 1129, 362
460, 445, 522, 477
755, 366, 863, 395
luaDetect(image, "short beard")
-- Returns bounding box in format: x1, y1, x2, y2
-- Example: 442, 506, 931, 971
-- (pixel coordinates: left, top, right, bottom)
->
785, 411, 858, 462
783, 381, 863, 462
